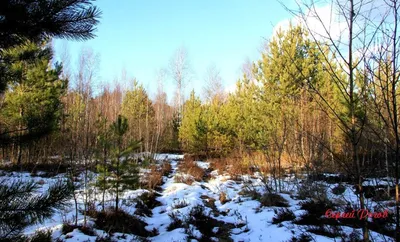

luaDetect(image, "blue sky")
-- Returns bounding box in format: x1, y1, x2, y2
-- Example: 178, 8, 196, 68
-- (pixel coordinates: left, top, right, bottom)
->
53, 0, 296, 100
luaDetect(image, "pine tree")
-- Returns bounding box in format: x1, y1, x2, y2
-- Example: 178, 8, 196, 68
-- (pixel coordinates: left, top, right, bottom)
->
179, 90, 207, 154
0, 179, 73, 240
121, 80, 155, 153
97, 115, 141, 212
0, 0, 101, 50
94, 114, 111, 212
251, 25, 339, 191
0, 0, 101, 94
0, 40, 67, 164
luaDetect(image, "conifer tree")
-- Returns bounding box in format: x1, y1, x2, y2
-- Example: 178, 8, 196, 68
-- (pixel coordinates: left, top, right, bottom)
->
179, 90, 207, 154
121, 80, 155, 154
95, 114, 111, 212
0, 180, 73, 240
97, 115, 141, 212
0, 40, 67, 164
0, 0, 101, 94
0, 0, 101, 50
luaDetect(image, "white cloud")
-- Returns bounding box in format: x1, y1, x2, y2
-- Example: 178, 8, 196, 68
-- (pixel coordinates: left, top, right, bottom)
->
224, 82, 237, 94
272, 2, 348, 43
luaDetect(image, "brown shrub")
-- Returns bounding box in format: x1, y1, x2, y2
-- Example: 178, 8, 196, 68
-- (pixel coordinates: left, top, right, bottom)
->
137, 192, 162, 210
219, 191, 230, 204
186, 205, 235, 241
272, 208, 296, 224
238, 185, 262, 200
161, 162, 172, 176
174, 174, 195, 185
209, 158, 228, 173
94, 208, 154, 237
61, 222, 95, 236
259, 193, 289, 207
210, 155, 253, 178
178, 159, 205, 182
166, 211, 185, 231
183, 154, 195, 163
85, 201, 98, 218
142, 165, 163, 190
172, 199, 189, 209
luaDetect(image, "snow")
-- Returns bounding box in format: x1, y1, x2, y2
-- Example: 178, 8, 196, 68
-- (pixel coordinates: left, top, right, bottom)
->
0, 154, 397, 242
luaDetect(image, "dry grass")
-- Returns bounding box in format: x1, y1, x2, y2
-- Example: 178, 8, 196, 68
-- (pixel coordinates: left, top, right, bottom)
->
141, 161, 172, 190
172, 199, 189, 209
259, 193, 289, 207
209, 158, 228, 173
272, 208, 296, 224
178, 157, 205, 182
141, 165, 163, 190
174, 174, 195, 185
209, 153, 264, 179
93, 208, 156, 237
219, 191, 230, 204
161, 162, 172, 176
238, 185, 262, 200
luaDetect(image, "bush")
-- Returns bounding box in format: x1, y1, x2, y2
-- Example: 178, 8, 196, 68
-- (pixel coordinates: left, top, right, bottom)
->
295, 200, 337, 226
161, 162, 172, 176
61, 221, 78, 234
227, 159, 248, 179
0, 162, 71, 176
238, 185, 262, 200
28, 230, 52, 242
345, 229, 363, 242
272, 208, 296, 224
166, 212, 185, 231
287, 233, 312, 242
172, 199, 189, 209
79, 226, 96, 236
297, 182, 328, 201
137, 192, 162, 210
259, 193, 289, 207
94, 209, 152, 237
372, 189, 391, 201
219, 191, 230, 204
201, 195, 219, 216
85, 201, 98, 218
167, 205, 235, 241
331, 184, 346, 195
95, 235, 114, 242
299, 200, 335, 216
307, 225, 343, 238
178, 159, 205, 182
134, 200, 153, 217
187, 205, 234, 241
141, 165, 163, 190
209, 158, 228, 174
61, 222, 95, 236
174, 174, 195, 185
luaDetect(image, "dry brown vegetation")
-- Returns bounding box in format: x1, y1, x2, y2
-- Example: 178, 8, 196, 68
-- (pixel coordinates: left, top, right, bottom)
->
178, 156, 205, 182
209, 155, 259, 179
93, 208, 155, 237
141, 165, 163, 190
219, 191, 230, 204
141, 161, 173, 190
174, 174, 195, 185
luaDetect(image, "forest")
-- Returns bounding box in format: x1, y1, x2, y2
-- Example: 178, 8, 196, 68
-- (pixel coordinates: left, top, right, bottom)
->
0, 0, 400, 242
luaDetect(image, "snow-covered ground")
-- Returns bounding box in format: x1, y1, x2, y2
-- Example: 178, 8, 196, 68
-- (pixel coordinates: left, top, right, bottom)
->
1, 154, 397, 242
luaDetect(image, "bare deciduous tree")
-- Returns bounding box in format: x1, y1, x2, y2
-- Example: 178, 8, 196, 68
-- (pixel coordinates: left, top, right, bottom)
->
203, 63, 225, 103
169, 46, 192, 120
283, 0, 385, 240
